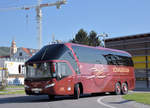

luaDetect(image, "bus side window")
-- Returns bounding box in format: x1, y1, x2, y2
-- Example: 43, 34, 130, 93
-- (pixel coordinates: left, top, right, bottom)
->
99, 55, 108, 65
57, 62, 72, 79
104, 54, 118, 65
104, 55, 113, 65
128, 58, 134, 66
114, 55, 123, 66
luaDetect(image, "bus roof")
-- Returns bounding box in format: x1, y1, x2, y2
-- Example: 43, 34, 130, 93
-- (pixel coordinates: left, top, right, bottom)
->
65, 43, 132, 57
26, 43, 132, 63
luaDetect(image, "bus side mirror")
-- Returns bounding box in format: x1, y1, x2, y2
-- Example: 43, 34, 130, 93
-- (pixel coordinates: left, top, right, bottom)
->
57, 73, 62, 79
55, 73, 62, 80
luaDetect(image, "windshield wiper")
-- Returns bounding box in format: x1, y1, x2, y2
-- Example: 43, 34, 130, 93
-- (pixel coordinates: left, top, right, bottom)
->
41, 46, 48, 60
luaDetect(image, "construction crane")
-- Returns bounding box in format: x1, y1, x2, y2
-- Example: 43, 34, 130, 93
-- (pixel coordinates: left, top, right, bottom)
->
0, 0, 67, 49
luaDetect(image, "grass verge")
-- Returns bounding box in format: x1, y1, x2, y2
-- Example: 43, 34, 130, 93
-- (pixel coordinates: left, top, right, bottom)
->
0, 89, 25, 95
6, 85, 24, 89
122, 93, 150, 105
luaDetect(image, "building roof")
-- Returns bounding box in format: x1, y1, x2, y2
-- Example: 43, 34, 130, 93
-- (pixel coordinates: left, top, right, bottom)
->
0, 46, 38, 58
105, 33, 150, 42
21, 47, 38, 57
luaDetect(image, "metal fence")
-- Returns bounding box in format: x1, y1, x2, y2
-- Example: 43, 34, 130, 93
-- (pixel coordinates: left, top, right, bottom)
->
0, 58, 27, 62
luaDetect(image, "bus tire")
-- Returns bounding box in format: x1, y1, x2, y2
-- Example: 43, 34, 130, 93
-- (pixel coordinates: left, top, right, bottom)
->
48, 95, 55, 100
121, 83, 128, 95
115, 82, 121, 95
74, 84, 80, 99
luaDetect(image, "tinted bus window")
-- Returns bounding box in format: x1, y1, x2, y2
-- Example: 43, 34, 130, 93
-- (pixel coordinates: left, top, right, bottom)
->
72, 46, 107, 64
72, 45, 133, 66
104, 54, 118, 65
115, 56, 133, 66
27, 44, 67, 62
59, 50, 79, 74
57, 62, 72, 77
104, 54, 133, 66
27, 44, 79, 74
26, 63, 52, 78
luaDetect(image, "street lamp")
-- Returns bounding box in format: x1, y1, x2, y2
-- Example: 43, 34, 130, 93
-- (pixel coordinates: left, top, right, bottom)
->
98, 32, 108, 48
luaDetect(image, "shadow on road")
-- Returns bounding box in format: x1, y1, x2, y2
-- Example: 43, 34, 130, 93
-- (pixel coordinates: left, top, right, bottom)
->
108, 100, 132, 104
0, 93, 110, 104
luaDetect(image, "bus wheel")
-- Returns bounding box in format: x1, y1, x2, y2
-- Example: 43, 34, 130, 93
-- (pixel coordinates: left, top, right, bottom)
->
74, 84, 80, 99
48, 95, 55, 100
121, 83, 128, 95
115, 82, 121, 95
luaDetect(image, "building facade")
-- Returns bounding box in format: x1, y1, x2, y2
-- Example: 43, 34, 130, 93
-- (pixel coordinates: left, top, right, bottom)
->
0, 59, 25, 85
10, 40, 37, 59
105, 33, 150, 89
0, 40, 38, 85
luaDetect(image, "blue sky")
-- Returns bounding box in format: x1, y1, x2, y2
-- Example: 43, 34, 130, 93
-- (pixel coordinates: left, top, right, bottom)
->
0, 0, 150, 49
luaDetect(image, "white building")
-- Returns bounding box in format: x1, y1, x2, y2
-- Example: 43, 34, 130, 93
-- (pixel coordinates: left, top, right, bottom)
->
0, 40, 38, 85
0, 59, 25, 85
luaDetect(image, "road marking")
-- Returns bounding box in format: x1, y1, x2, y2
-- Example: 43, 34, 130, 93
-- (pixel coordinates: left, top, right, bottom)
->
97, 96, 116, 108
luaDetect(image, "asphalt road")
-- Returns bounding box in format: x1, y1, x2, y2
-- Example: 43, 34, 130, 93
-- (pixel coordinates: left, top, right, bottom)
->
0, 93, 150, 108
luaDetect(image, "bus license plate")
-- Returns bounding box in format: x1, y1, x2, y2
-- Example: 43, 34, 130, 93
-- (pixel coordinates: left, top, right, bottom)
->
32, 88, 42, 93
34, 91, 39, 93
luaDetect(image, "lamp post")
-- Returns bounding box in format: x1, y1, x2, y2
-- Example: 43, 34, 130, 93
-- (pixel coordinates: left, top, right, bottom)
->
98, 33, 108, 48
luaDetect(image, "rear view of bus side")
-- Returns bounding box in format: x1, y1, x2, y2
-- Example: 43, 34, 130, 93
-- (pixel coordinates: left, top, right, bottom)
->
24, 43, 135, 99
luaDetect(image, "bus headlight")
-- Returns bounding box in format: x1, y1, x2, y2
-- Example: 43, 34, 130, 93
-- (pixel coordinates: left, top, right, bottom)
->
45, 83, 55, 88
24, 85, 29, 89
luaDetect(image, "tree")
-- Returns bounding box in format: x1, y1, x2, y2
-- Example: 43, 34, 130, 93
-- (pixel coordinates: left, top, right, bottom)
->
70, 29, 102, 47
88, 30, 101, 46
71, 29, 89, 45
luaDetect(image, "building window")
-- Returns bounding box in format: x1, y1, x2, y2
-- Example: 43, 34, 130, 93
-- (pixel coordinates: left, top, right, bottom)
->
19, 52, 22, 56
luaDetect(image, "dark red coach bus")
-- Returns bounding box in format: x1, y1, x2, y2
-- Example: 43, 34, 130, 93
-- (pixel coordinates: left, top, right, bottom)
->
24, 43, 135, 99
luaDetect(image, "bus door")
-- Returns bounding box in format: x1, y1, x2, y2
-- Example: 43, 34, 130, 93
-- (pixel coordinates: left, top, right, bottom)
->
56, 62, 74, 95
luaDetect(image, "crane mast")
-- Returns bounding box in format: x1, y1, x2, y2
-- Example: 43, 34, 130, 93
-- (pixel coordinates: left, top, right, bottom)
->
0, 0, 67, 49
36, 0, 42, 49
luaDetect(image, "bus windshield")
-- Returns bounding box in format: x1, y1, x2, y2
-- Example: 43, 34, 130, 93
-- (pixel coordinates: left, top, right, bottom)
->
26, 62, 52, 78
